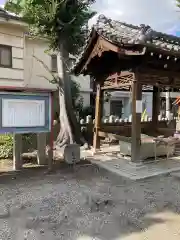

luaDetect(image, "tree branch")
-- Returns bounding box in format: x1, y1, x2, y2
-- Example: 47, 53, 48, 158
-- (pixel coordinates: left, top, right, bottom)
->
37, 74, 58, 84
33, 54, 63, 87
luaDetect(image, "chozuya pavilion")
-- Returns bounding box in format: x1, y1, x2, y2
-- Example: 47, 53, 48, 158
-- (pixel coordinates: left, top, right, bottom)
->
72, 15, 180, 163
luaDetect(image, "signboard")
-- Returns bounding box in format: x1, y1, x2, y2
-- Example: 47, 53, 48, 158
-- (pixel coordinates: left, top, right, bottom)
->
2, 99, 45, 127
136, 100, 142, 113
0, 92, 51, 133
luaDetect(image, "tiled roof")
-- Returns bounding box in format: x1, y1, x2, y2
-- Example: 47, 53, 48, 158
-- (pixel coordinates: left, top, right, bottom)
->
94, 15, 180, 52
0, 7, 22, 21
72, 14, 180, 74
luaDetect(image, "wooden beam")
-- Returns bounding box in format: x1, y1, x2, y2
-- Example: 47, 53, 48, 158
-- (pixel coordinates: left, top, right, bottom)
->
106, 71, 132, 80
152, 86, 159, 129
37, 133, 47, 165
131, 74, 142, 163
13, 134, 22, 171
93, 83, 103, 152
98, 131, 131, 142
146, 45, 180, 58
101, 83, 132, 90
98, 38, 146, 56
138, 67, 180, 79
157, 128, 176, 133
139, 82, 180, 88
83, 36, 121, 72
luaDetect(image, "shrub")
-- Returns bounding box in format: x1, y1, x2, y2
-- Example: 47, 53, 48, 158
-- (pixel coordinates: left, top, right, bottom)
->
79, 105, 95, 119
0, 133, 35, 159
0, 134, 13, 159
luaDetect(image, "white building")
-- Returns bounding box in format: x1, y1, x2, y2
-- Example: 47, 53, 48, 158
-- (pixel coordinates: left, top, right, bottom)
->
103, 91, 153, 118
0, 8, 92, 107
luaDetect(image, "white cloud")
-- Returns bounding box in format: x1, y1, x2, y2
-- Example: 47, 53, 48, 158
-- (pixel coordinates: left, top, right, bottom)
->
90, 0, 180, 34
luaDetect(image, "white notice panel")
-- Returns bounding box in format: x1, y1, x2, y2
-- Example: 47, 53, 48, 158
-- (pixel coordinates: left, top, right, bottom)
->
2, 99, 45, 127
136, 100, 142, 113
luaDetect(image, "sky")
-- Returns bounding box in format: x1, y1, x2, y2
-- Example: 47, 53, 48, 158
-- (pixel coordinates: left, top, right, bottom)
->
1, 0, 180, 36
89, 0, 180, 36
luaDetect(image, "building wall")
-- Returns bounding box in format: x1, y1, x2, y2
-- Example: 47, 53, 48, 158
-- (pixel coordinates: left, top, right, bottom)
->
143, 92, 153, 117
23, 37, 92, 109
80, 91, 90, 107
71, 74, 92, 107
24, 37, 57, 90
0, 23, 25, 87
24, 38, 92, 106
103, 101, 110, 116
103, 91, 153, 119
123, 97, 131, 118
0, 18, 90, 107
160, 92, 180, 99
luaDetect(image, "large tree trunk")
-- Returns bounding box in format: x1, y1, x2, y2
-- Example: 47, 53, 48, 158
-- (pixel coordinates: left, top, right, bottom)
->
55, 43, 87, 153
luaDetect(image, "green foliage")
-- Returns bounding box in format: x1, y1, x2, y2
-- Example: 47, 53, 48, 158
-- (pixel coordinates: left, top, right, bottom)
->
5, 0, 96, 54
177, 0, 180, 8
75, 97, 84, 115
5, 0, 96, 145
0, 134, 12, 144
23, 134, 34, 149
5, 0, 22, 15
0, 134, 35, 159
71, 79, 81, 103
79, 105, 95, 119
70, 79, 84, 115
0, 134, 13, 159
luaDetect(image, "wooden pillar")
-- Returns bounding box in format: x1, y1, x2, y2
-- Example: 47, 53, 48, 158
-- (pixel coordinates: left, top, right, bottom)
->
37, 133, 47, 165
13, 134, 22, 171
93, 83, 102, 152
131, 77, 142, 163
152, 86, 159, 128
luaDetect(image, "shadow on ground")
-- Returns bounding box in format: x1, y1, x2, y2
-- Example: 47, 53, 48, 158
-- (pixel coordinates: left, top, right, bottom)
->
0, 162, 180, 239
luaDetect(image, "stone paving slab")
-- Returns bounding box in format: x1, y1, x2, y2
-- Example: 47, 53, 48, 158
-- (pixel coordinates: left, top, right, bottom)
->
81, 146, 180, 180
91, 156, 180, 180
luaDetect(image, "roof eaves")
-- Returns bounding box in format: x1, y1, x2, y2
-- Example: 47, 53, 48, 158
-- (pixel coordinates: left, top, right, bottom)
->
71, 28, 98, 75
72, 14, 180, 75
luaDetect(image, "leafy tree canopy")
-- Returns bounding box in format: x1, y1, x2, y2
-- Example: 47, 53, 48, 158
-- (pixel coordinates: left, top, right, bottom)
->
177, 0, 180, 8
5, 0, 96, 54
5, 0, 96, 149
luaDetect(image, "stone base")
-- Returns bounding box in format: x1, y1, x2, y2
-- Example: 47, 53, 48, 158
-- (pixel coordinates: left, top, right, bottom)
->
90, 155, 180, 180
81, 144, 180, 180
64, 144, 80, 164
119, 135, 175, 161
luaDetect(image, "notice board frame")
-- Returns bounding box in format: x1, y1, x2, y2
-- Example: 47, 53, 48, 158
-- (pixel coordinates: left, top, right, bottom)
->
0, 91, 51, 133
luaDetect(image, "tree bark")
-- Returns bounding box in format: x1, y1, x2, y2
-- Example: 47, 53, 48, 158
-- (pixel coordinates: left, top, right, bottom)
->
55, 43, 87, 153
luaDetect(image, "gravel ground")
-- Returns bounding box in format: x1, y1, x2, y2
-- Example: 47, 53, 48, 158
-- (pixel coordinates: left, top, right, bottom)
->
0, 164, 180, 240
